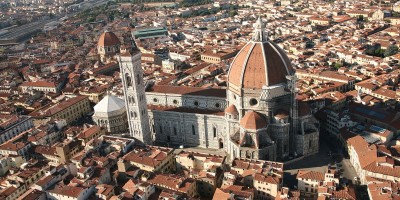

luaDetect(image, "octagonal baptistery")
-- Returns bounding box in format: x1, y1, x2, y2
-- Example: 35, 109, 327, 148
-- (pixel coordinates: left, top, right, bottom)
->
93, 94, 128, 133
227, 17, 295, 118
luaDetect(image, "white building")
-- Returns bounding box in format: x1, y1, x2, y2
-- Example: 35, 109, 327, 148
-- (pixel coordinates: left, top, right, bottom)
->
93, 94, 128, 133
117, 18, 320, 161
0, 115, 33, 144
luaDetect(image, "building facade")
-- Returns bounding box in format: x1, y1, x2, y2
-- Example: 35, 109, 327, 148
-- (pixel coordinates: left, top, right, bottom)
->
118, 18, 319, 161
29, 96, 91, 126
93, 94, 128, 133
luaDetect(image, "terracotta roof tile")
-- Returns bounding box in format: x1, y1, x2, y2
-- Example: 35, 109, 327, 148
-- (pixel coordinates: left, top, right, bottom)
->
147, 85, 226, 98
225, 104, 239, 115
240, 111, 267, 130
228, 41, 294, 89
98, 31, 120, 47
296, 170, 324, 181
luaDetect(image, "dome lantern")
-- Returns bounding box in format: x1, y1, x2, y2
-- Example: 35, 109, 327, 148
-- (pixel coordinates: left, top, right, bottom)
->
252, 16, 268, 42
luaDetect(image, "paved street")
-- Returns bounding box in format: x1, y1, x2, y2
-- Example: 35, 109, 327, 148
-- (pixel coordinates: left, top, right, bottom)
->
283, 140, 331, 188
340, 158, 358, 183
283, 139, 358, 188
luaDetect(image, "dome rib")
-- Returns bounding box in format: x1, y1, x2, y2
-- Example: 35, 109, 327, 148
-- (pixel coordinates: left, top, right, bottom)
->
228, 43, 253, 87
240, 43, 256, 87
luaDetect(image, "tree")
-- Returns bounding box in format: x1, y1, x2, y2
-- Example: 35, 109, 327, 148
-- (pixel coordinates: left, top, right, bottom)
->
334, 62, 343, 70
87, 17, 95, 23
229, 10, 238, 17
357, 15, 364, 22
384, 45, 399, 57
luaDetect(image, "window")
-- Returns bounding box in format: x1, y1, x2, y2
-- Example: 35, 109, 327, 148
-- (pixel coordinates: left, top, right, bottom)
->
213, 127, 217, 138
137, 74, 140, 85
174, 127, 177, 135
249, 98, 258, 106
153, 98, 158, 103
194, 101, 199, 106
192, 125, 196, 135
309, 140, 312, 148
125, 73, 132, 87
130, 96, 135, 104
160, 125, 163, 134
173, 100, 178, 104
215, 103, 220, 108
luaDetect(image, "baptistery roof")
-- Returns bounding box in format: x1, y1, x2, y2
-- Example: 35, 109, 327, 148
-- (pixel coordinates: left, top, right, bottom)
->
228, 17, 294, 89
94, 94, 125, 114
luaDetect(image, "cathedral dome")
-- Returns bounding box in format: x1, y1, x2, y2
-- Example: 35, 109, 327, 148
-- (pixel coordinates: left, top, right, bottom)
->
228, 18, 294, 89
239, 111, 267, 130
98, 31, 121, 47
94, 94, 125, 115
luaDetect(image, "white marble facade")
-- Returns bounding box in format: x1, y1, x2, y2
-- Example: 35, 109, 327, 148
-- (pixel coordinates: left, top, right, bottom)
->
117, 19, 320, 161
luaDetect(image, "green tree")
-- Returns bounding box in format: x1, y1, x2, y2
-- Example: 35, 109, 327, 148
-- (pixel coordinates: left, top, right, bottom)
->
229, 10, 238, 17
87, 17, 95, 23
334, 62, 343, 70
109, 14, 115, 21
384, 45, 399, 57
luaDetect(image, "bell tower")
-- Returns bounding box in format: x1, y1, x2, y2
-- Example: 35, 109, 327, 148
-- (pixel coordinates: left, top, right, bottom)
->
117, 49, 152, 145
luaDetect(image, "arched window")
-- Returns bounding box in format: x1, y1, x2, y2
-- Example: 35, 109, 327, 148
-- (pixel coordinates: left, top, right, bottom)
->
136, 74, 140, 85
125, 73, 132, 87
213, 127, 217, 138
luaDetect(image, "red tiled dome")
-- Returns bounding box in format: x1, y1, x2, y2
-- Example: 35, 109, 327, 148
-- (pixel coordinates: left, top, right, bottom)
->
228, 17, 294, 89
239, 111, 267, 130
98, 31, 121, 47
228, 41, 294, 89
225, 104, 239, 115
